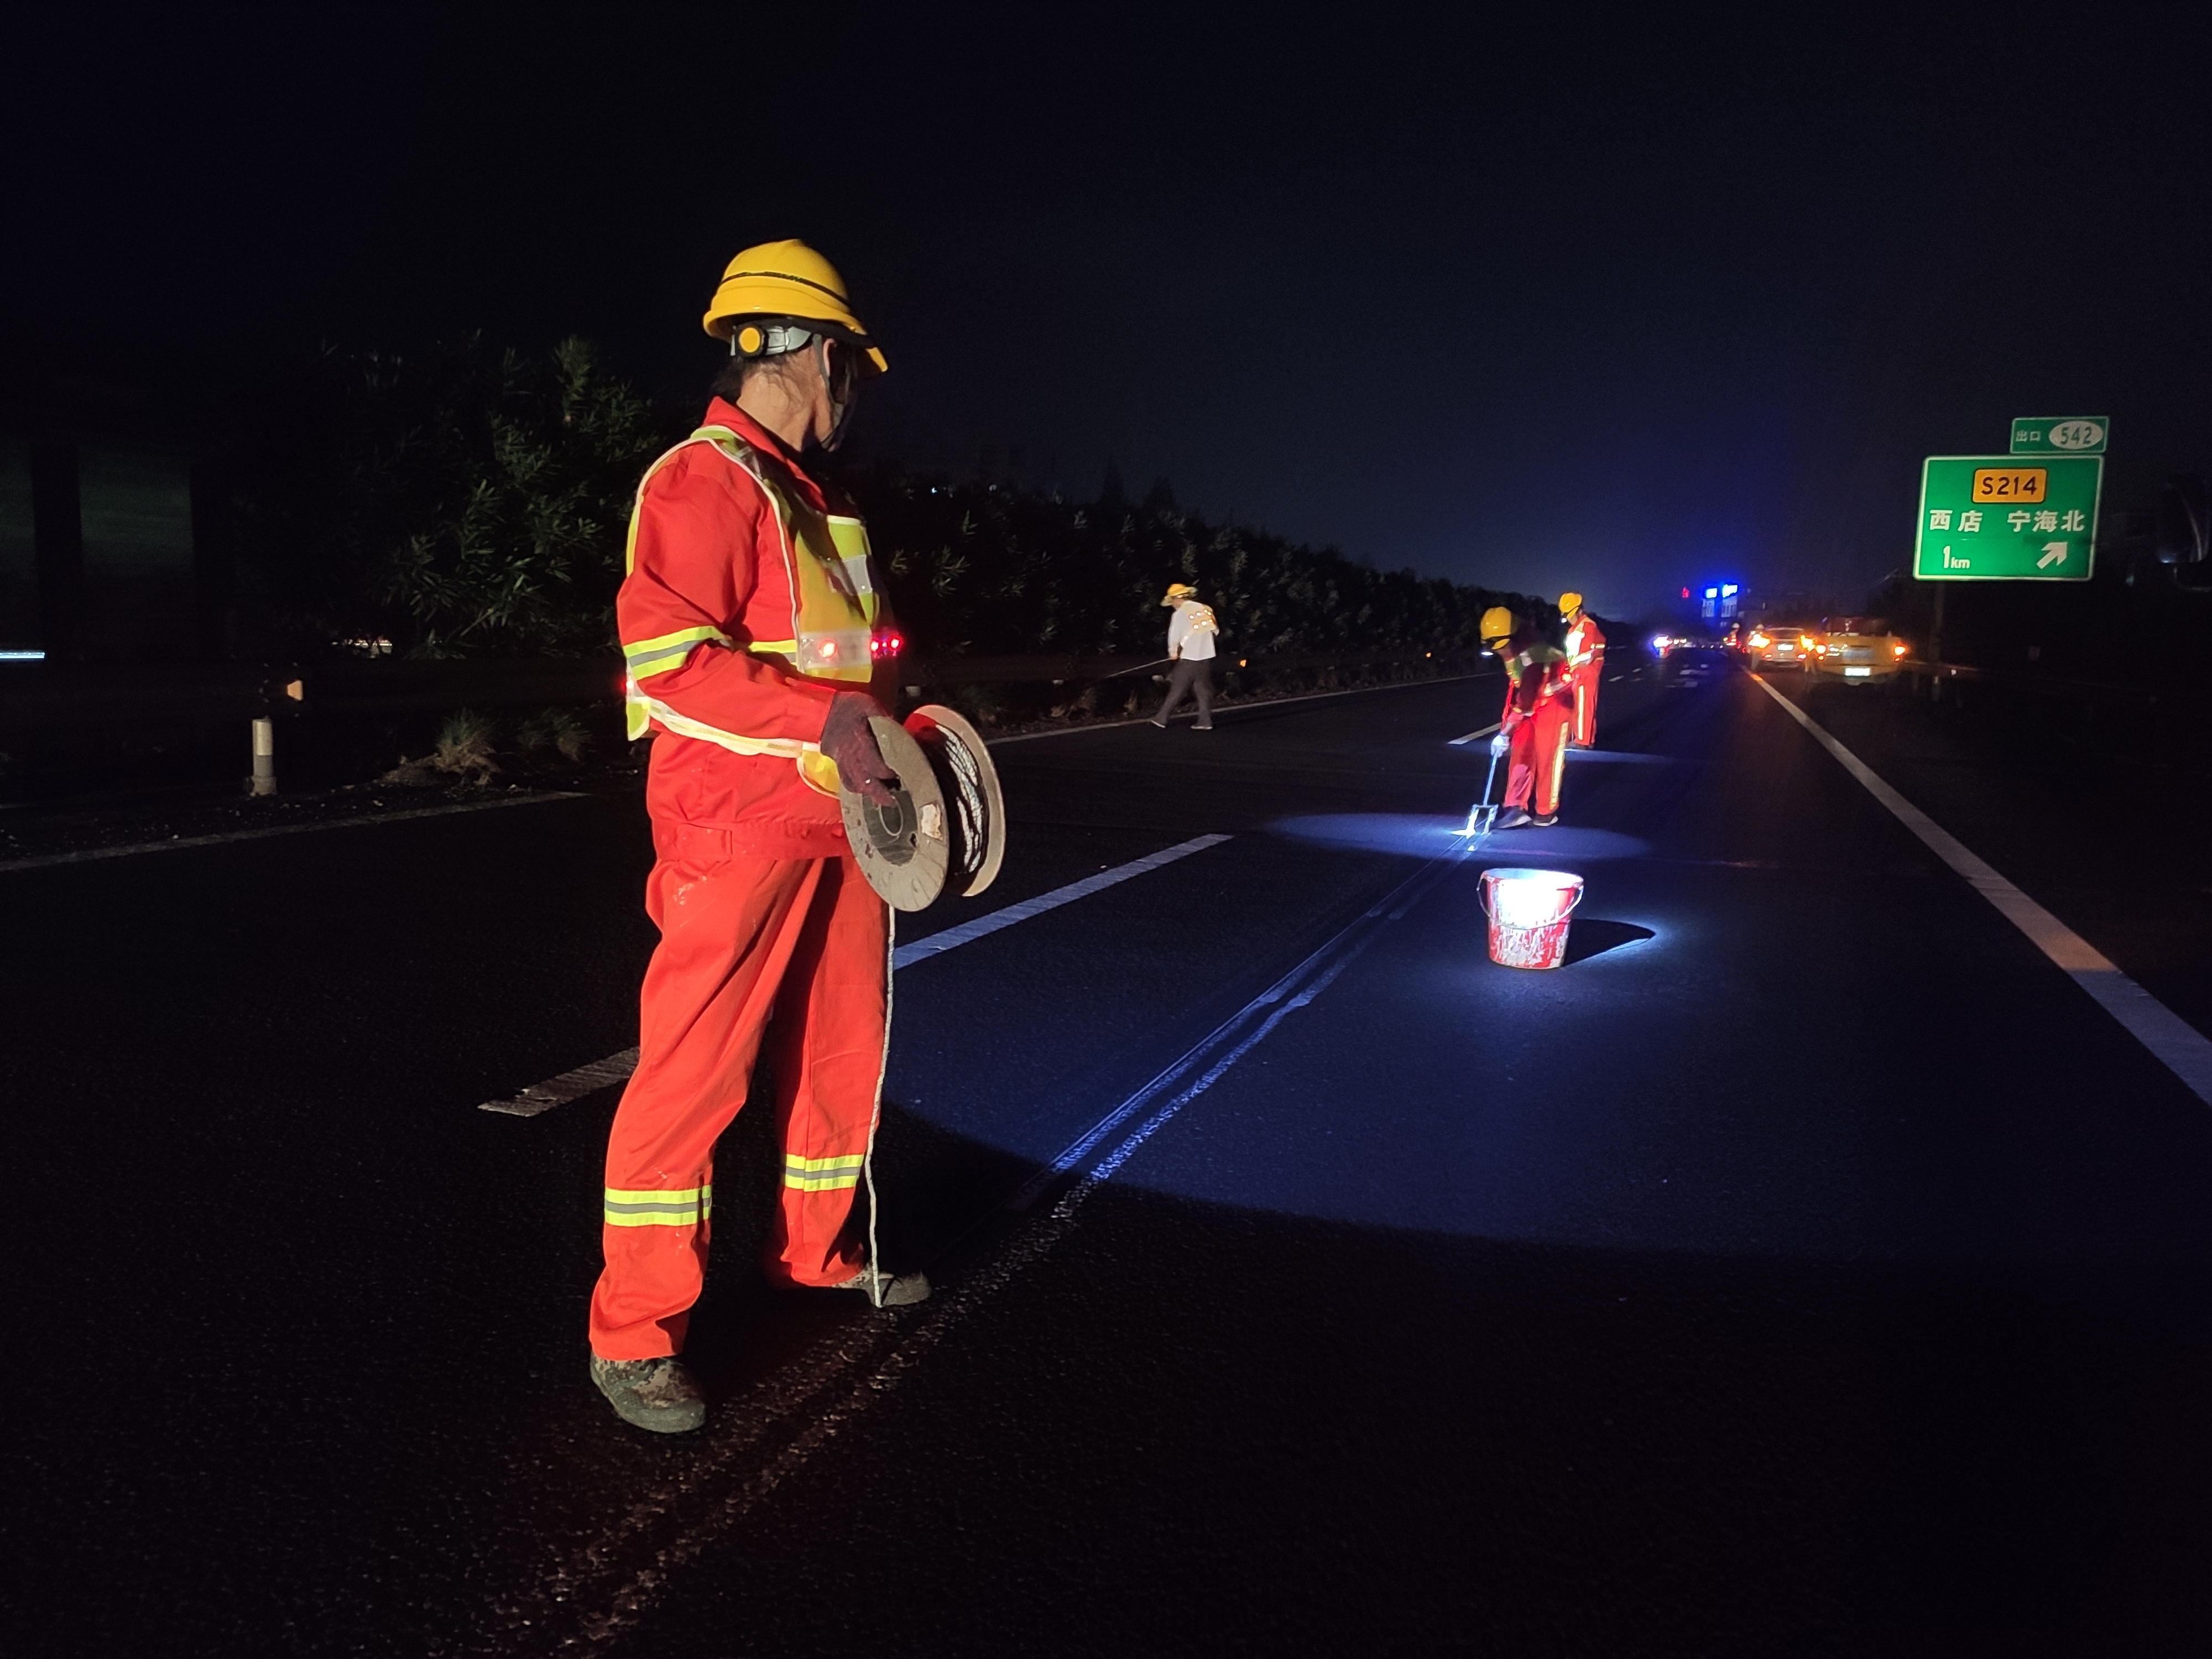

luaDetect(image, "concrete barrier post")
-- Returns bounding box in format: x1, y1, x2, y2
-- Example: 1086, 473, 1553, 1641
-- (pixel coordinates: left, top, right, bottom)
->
251, 717, 276, 796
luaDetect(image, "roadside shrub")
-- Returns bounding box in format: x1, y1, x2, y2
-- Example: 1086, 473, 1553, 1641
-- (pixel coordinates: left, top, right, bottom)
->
430, 708, 500, 781
233, 337, 674, 660
515, 706, 591, 763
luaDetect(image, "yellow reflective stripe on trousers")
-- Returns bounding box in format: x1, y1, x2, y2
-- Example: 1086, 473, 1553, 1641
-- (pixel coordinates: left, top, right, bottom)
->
782, 1153, 865, 1193
623, 625, 731, 679
603, 1183, 713, 1227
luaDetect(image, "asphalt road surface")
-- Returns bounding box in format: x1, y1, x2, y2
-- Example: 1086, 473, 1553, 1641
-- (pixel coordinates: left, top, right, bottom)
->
6, 655, 2211, 1656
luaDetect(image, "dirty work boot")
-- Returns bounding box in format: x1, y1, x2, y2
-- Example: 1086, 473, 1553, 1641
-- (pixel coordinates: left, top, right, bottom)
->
1494, 807, 1533, 831
830, 1267, 932, 1306
590, 1354, 706, 1433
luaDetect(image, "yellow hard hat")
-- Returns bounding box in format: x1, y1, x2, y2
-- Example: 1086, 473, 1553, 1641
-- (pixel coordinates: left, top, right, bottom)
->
1162, 582, 1198, 606
703, 239, 888, 373
1558, 591, 1584, 615
1480, 606, 1515, 641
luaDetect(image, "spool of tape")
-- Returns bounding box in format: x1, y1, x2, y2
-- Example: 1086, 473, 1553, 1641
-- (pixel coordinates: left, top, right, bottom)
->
839, 705, 1004, 911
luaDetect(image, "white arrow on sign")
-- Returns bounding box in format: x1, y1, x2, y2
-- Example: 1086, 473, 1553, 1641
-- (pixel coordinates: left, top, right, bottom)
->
2037, 541, 2069, 568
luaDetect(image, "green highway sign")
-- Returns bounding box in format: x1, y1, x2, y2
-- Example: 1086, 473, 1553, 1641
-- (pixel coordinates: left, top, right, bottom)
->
2010, 416, 2109, 455
1914, 455, 2103, 582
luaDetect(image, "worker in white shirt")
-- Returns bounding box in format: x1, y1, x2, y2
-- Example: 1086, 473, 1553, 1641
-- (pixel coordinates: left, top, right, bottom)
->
1149, 582, 1220, 730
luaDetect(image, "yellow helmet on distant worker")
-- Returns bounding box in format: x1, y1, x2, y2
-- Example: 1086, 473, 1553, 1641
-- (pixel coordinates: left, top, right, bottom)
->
703, 239, 888, 372
1162, 582, 1198, 606
1480, 606, 1515, 643
1558, 591, 1584, 616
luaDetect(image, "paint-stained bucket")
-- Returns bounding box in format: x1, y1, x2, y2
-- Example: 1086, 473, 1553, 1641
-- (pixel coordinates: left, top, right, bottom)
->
1479, 868, 1585, 969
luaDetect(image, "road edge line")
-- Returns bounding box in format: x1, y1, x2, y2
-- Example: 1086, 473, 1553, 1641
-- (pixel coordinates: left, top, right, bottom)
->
1749, 672, 2212, 1106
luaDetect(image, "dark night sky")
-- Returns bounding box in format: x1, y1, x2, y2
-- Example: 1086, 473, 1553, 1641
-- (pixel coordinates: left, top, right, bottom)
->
7, 7, 2208, 614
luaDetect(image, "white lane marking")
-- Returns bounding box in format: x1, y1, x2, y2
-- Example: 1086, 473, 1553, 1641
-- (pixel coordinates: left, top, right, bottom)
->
1448, 721, 1502, 747
891, 834, 1229, 968
478, 833, 1235, 1115
1006, 844, 1471, 1210
478, 1048, 641, 1118
1751, 672, 2212, 1106
0, 791, 586, 873
987, 671, 1498, 745
513, 839, 1452, 1653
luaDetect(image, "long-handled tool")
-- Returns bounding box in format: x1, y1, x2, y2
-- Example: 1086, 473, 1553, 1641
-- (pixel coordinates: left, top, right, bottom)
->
1099, 655, 1174, 680
1462, 739, 1503, 841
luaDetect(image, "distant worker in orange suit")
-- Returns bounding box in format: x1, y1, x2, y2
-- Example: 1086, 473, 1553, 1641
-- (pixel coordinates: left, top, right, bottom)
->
1481, 606, 1572, 830
1561, 591, 1606, 749
588, 240, 928, 1437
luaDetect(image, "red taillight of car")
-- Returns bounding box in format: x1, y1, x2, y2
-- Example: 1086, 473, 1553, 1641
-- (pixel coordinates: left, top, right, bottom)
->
1893, 641, 1908, 657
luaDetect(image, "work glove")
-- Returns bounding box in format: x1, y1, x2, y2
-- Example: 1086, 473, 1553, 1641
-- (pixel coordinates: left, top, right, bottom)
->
818, 693, 900, 807
1489, 732, 1510, 758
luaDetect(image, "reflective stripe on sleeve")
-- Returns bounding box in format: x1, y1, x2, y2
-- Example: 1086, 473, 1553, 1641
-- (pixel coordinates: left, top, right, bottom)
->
627, 691, 820, 762
623, 625, 731, 680
603, 1183, 713, 1227
782, 1153, 865, 1193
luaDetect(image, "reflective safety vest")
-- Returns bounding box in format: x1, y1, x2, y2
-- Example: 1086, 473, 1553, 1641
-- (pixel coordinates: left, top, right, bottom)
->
620, 425, 881, 796
1564, 615, 1604, 680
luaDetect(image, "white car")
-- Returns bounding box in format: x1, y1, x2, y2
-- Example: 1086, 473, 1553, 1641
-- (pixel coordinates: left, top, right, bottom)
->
1743, 621, 1813, 670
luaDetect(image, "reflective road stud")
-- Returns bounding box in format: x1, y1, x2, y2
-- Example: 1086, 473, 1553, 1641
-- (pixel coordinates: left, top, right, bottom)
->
251, 718, 276, 796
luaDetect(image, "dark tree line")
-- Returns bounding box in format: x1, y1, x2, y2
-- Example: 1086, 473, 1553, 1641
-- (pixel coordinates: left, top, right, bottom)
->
229, 340, 1548, 663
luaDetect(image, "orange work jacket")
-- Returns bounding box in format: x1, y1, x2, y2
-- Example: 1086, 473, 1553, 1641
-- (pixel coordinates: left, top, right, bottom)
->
616, 399, 895, 858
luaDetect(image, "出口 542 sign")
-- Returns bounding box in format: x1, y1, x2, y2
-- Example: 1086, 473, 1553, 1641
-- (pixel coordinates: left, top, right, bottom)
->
1913, 455, 2103, 582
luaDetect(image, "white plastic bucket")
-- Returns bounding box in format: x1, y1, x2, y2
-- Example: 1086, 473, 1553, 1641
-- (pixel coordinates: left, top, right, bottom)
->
1479, 868, 1585, 970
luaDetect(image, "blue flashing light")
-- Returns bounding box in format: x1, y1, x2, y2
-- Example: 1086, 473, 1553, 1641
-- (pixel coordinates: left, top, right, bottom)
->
1704, 587, 1718, 599
1721, 583, 1739, 597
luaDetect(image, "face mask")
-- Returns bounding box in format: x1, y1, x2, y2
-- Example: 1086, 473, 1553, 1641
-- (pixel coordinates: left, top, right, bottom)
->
818, 338, 860, 452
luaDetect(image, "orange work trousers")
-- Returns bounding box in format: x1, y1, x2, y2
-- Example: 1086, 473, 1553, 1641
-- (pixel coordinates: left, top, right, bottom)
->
1504, 699, 1572, 817
588, 831, 888, 1361
1571, 671, 1601, 748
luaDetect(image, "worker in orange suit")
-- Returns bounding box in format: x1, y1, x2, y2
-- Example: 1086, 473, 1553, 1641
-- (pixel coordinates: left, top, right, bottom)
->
588, 241, 927, 1436
1480, 606, 1572, 830
1561, 591, 1606, 749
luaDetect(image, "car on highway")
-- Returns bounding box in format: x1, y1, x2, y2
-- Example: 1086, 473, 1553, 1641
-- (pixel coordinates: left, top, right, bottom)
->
1741, 620, 1813, 670
1804, 615, 1908, 683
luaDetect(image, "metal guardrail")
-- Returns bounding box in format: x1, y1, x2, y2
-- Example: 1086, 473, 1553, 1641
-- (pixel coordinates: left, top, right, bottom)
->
0, 658, 625, 730
0, 648, 1475, 729
1896, 658, 2162, 711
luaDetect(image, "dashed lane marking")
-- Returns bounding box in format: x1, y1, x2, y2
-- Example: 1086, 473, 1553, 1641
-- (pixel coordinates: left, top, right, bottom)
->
891, 834, 1229, 967
1752, 672, 2212, 1106
0, 791, 586, 873
477, 833, 1235, 1115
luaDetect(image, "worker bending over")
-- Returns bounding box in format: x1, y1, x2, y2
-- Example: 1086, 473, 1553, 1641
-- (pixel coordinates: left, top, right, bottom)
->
1561, 591, 1606, 749
1482, 605, 1572, 830
1149, 582, 1220, 729
589, 241, 925, 1437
